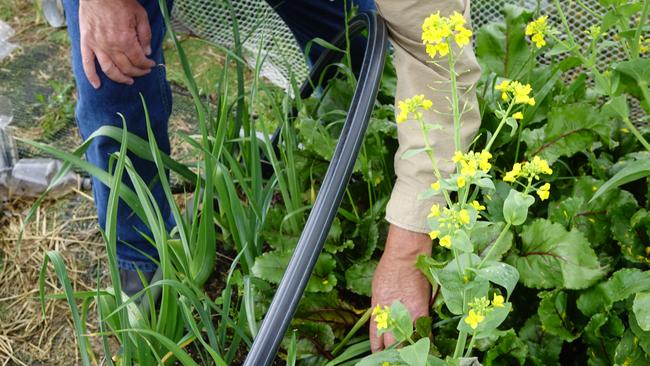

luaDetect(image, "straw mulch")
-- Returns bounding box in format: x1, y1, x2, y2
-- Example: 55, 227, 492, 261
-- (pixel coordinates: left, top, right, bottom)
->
0, 191, 106, 366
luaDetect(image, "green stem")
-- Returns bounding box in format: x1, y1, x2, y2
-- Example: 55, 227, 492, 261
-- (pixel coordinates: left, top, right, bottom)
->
418, 118, 454, 208
453, 330, 468, 359
448, 45, 462, 151
640, 82, 650, 111
331, 307, 371, 356
485, 101, 515, 152
632, 0, 650, 58
623, 115, 650, 152
464, 332, 478, 358
478, 222, 512, 268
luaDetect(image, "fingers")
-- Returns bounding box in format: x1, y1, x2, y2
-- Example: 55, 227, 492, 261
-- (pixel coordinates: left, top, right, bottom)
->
95, 50, 134, 85
80, 42, 101, 89
369, 315, 384, 353
383, 332, 397, 349
113, 52, 152, 77
135, 10, 153, 56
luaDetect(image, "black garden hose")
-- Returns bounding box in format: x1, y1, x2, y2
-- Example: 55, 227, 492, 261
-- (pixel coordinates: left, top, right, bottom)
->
244, 11, 388, 366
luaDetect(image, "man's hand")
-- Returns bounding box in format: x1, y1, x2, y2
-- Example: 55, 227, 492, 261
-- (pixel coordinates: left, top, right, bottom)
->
370, 224, 432, 352
79, 0, 156, 88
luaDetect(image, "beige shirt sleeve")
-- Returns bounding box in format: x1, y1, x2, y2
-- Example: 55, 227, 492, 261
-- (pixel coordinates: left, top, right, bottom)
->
376, 0, 482, 233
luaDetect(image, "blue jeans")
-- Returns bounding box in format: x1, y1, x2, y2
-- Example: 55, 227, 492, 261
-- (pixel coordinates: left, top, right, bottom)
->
64, 0, 375, 271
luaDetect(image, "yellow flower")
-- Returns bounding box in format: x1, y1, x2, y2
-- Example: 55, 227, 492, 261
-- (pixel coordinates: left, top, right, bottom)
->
395, 95, 433, 124
497, 79, 536, 106
382, 363, 391, 366
429, 230, 440, 240
492, 294, 505, 308
459, 209, 470, 225
439, 235, 452, 248
464, 309, 485, 330
471, 200, 486, 211
503, 163, 522, 182
431, 181, 441, 191
372, 305, 391, 330
531, 156, 553, 175
513, 111, 524, 120
537, 182, 551, 201
457, 176, 466, 188
429, 204, 441, 217
422, 11, 473, 58
453, 151, 464, 163
526, 16, 549, 49
479, 150, 492, 172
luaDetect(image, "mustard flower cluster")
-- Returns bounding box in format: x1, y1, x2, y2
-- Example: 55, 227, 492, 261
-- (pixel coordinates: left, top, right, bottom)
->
428, 204, 479, 249
503, 156, 553, 182
503, 156, 553, 200
396, 94, 434, 123
372, 305, 391, 330
421, 11, 473, 58
453, 150, 492, 179
464, 294, 505, 329
525, 15, 550, 49
495, 80, 536, 106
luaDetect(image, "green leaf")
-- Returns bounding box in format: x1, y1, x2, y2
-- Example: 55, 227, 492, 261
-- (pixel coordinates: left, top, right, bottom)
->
484, 329, 528, 366
344, 260, 377, 297
537, 290, 580, 342
614, 330, 650, 366
452, 230, 473, 253
475, 5, 533, 77
458, 304, 512, 339
356, 349, 401, 366
577, 268, 650, 317
402, 147, 430, 160
519, 315, 563, 365
633, 292, 650, 331
415, 316, 432, 339
591, 158, 650, 202
522, 103, 610, 164
615, 58, 650, 84
472, 222, 513, 261
389, 300, 414, 343
252, 251, 337, 292
507, 219, 604, 289
502, 189, 534, 226
398, 338, 430, 366
475, 261, 519, 299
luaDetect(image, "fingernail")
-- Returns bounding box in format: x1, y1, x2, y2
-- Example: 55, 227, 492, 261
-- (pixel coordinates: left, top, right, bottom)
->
146, 46, 152, 55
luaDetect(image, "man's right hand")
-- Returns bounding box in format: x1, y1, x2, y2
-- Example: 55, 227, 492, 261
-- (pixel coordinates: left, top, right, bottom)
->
79, 0, 156, 88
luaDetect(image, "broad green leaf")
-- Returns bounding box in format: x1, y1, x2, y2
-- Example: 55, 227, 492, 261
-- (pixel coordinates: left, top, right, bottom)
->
484, 329, 528, 366
522, 103, 611, 164
614, 330, 650, 365
251, 251, 337, 292
577, 268, 650, 317
283, 321, 335, 357
630, 313, 650, 355
472, 222, 513, 261
452, 230, 473, 253
356, 349, 401, 366
475, 5, 533, 77
398, 338, 430, 366
507, 219, 604, 289
457, 303, 512, 339
615, 58, 650, 84
502, 189, 534, 226
475, 261, 519, 299
344, 260, 377, 297
537, 290, 580, 341
633, 292, 650, 331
